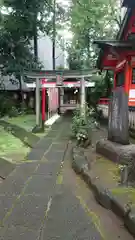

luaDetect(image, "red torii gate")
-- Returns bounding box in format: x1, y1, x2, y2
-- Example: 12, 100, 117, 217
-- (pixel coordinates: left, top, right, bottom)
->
24, 69, 97, 132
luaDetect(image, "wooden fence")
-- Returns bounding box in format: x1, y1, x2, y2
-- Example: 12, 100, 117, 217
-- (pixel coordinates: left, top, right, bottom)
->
98, 104, 135, 130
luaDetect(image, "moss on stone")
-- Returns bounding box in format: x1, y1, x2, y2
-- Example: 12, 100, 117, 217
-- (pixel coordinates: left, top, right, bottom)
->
56, 172, 63, 185
92, 155, 120, 187
76, 195, 105, 239
92, 155, 135, 206
111, 187, 135, 205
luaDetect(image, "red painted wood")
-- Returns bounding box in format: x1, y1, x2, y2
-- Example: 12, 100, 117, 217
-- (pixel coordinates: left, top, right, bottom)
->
98, 98, 110, 105
98, 7, 135, 107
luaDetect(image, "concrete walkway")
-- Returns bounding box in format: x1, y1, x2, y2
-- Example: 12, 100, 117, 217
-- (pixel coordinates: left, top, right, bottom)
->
0, 112, 102, 239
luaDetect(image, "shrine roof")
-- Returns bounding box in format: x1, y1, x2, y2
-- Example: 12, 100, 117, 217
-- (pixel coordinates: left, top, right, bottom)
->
23, 69, 98, 79
94, 0, 135, 70
122, 0, 135, 8
120, 0, 135, 39
93, 40, 135, 49
94, 40, 135, 69
117, 8, 132, 40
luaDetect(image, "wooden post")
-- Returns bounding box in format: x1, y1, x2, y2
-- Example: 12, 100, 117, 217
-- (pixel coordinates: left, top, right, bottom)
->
56, 75, 62, 115
60, 88, 64, 105
36, 77, 40, 126
42, 79, 46, 130
58, 88, 61, 115
52, 0, 56, 70
80, 76, 85, 116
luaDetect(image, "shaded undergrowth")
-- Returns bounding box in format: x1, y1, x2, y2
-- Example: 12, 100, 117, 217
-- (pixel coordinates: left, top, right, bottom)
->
0, 120, 39, 148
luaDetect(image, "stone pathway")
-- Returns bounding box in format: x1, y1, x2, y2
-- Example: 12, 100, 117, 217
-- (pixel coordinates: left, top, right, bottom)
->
0, 112, 102, 239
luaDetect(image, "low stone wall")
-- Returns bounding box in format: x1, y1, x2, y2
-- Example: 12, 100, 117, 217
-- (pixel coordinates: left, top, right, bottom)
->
96, 139, 135, 183
71, 146, 135, 238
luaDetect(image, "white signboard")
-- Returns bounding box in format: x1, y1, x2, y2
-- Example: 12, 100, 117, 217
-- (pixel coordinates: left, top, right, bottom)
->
129, 89, 135, 98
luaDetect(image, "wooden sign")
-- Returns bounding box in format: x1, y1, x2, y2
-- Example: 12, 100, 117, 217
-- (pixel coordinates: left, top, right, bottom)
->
107, 54, 117, 60
56, 75, 63, 87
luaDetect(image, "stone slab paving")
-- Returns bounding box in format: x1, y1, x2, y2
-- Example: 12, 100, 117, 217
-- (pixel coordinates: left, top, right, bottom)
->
24, 175, 55, 196
34, 138, 52, 150
26, 116, 67, 161
46, 130, 59, 138
45, 149, 65, 162
0, 159, 15, 179
0, 197, 15, 224
41, 187, 102, 240
34, 161, 61, 177
51, 142, 68, 152
4, 195, 49, 229
0, 163, 38, 197
0, 112, 103, 239
0, 226, 39, 240
27, 148, 46, 161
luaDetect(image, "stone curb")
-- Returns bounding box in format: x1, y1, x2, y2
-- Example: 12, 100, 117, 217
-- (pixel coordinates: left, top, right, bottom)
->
71, 147, 135, 238
0, 157, 15, 179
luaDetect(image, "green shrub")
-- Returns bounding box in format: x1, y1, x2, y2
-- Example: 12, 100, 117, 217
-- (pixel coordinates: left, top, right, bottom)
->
8, 106, 19, 117
71, 105, 94, 147
0, 93, 19, 117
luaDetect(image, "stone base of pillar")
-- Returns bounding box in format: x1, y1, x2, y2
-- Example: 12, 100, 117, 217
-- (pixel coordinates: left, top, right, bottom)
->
96, 139, 135, 183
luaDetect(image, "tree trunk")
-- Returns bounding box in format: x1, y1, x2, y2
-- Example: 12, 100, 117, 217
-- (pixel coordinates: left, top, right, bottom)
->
34, 12, 38, 62
34, 32, 38, 62
80, 76, 86, 116
52, 0, 56, 70
17, 74, 25, 109
87, 31, 90, 63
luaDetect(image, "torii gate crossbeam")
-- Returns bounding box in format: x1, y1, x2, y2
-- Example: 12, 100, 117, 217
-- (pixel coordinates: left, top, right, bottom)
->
24, 69, 98, 132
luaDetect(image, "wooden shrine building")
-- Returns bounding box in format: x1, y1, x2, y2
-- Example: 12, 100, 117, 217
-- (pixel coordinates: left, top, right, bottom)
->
94, 0, 135, 108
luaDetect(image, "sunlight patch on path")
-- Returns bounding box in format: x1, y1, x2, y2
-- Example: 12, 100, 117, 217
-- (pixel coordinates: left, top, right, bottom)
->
45, 114, 60, 126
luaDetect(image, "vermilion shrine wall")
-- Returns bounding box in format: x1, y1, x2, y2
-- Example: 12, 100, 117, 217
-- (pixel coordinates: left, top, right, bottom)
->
48, 88, 58, 113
